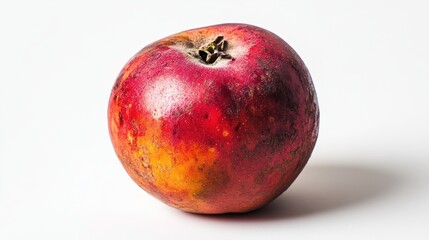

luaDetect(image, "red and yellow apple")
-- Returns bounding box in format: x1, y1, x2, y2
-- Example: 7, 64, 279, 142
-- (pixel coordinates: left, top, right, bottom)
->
108, 23, 319, 214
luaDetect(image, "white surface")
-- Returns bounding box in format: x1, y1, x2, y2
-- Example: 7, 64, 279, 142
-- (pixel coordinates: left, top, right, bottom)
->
1, 0, 429, 239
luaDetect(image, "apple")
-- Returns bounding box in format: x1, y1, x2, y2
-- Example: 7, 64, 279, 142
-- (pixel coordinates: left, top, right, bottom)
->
108, 23, 319, 214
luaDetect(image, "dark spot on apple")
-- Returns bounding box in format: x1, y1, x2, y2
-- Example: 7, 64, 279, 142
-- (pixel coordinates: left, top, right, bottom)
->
279, 123, 298, 142
234, 122, 242, 132
291, 146, 301, 157
185, 41, 194, 48
131, 119, 142, 134
259, 131, 288, 152
254, 159, 291, 185
254, 170, 267, 185
118, 111, 124, 126
241, 145, 257, 159
203, 112, 209, 119
289, 60, 303, 82
131, 72, 139, 79
196, 161, 230, 199
275, 90, 299, 117
226, 107, 235, 116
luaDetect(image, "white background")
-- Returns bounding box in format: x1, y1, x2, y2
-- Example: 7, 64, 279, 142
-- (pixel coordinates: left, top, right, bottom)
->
1, 0, 428, 239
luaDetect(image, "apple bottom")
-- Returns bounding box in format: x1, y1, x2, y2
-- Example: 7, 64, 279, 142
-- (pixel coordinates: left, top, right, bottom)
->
123, 158, 305, 214
114, 116, 311, 214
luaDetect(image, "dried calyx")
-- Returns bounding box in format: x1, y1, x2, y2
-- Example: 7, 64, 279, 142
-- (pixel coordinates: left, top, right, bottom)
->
196, 36, 232, 64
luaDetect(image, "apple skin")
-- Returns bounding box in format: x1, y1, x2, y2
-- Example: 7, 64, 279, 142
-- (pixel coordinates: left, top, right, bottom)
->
108, 23, 319, 214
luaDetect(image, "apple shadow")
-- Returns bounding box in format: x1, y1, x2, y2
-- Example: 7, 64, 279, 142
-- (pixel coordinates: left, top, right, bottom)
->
184, 161, 403, 222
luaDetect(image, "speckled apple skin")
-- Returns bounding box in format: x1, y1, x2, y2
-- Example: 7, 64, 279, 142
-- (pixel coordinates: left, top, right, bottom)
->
108, 23, 319, 214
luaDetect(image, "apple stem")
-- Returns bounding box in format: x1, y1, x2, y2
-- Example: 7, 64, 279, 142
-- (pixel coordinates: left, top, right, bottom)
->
197, 36, 232, 64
